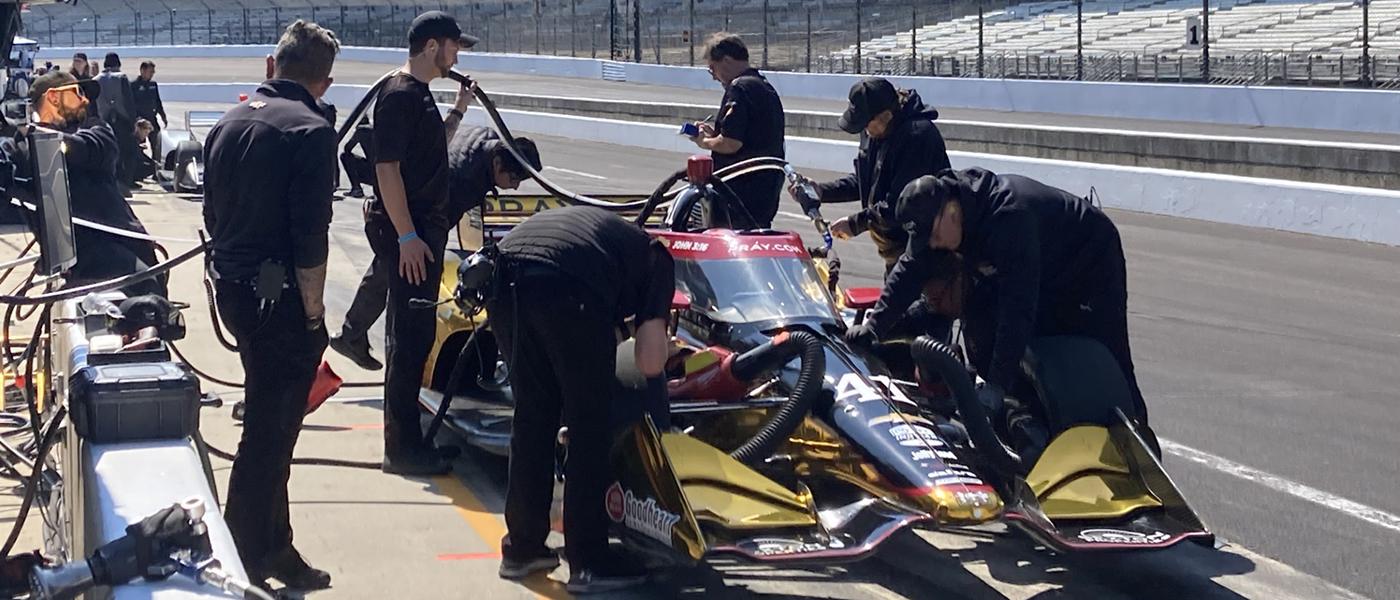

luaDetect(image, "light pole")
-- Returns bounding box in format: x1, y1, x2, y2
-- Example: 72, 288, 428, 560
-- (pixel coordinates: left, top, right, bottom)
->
1361, 0, 1371, 86
688, 0, 695, 66
1076, 0, 1084, 80
1201, 0, 1211, 81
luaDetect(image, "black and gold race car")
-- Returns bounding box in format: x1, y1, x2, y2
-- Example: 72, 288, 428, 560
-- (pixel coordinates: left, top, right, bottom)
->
413, 159, 1213, 566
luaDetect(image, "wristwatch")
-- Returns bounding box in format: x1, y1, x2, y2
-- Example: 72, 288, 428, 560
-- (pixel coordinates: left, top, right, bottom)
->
447, 108, 465, 120
306, 315, 325, 331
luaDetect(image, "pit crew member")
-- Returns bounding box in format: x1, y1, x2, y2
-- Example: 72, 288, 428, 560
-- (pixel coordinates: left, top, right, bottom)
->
490, 206, 672, 593
202, 20, 340, 591
689, 33, 785, 228
362, 11, 478, 476
790, 77, 951, 268
848, 169, 1148, 434
27, 70, 165, 297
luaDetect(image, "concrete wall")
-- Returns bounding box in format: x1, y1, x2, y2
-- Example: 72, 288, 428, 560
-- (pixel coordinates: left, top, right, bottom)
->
37, 45, 1400, 135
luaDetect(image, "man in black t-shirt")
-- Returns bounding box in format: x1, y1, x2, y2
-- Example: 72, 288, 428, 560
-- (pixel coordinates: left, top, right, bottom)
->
362, 10, 478, 476
491, 206, 672, 594
689, 33, 785, 228
132, 61, 167, 158
201, 20, 340, 591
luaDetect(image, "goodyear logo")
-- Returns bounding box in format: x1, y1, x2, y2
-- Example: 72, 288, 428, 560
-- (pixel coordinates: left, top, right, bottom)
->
605, 482, 679, 546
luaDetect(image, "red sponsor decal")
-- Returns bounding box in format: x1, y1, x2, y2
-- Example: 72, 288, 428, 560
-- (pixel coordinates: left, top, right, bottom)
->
653, 230, 809, 261
605, 482, 625, 522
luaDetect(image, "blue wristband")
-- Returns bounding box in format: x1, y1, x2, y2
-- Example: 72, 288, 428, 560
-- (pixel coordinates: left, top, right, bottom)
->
398, 231, 419, 244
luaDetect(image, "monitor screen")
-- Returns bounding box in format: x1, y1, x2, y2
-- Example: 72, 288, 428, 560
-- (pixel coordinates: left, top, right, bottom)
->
29, 130, 76, 276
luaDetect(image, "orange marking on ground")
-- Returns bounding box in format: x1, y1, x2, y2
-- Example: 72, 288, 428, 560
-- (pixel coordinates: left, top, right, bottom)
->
432, 475, 573, 600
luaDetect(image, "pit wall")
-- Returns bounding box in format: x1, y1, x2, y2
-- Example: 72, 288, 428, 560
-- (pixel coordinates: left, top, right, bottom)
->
37, 48, 1400, 246
37, 44, 1400, 135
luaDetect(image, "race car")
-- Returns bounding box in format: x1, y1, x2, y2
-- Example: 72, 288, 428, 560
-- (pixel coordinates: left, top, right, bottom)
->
416, 158, 1215, 565
152, 109, 216, 194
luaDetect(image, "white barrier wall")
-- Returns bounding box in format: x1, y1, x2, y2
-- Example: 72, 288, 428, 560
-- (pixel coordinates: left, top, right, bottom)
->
37, 45, 1400, 135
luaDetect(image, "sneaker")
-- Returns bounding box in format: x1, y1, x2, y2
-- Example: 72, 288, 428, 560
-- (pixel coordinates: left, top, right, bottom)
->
348, 187, 365, 199
259, 547, 332, 591
328, 334, 383, 371
498, 551, 559, 580
566, 565, 648, 594
382, 448, 451, 476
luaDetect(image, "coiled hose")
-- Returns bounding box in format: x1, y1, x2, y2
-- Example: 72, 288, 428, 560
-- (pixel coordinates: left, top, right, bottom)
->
728, 330, 826, 466
910, 336, 1024, 478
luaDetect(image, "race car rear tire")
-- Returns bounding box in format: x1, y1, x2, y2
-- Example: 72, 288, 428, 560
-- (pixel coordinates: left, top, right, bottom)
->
1019, 336, 1139, 432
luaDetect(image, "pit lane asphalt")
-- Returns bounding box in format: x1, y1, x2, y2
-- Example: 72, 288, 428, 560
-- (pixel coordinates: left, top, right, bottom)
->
157, 97, 1395, 599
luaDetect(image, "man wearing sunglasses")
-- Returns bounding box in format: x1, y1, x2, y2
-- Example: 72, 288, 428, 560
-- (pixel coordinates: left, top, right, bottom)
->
27, 71, 164, 297
330, 124, 540, 378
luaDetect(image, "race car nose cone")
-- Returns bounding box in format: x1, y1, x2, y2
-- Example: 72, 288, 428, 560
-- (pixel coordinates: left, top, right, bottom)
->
924, 484, 1004, 524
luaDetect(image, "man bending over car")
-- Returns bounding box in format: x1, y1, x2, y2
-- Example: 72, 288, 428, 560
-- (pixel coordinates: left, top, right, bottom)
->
846, 169, 1151, 444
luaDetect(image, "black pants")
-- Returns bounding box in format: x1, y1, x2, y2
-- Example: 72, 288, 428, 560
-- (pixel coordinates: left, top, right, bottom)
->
215, 281, 327, 575
108, 114, 141, 185
341, 151, 374, 193
714, 170, 781, 229
489, 269, 617, 570
338, 258, 387, 343
365, 217, 447, 456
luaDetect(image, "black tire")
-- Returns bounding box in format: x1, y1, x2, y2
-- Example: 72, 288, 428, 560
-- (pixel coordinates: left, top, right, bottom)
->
1019, 336, 1140, 432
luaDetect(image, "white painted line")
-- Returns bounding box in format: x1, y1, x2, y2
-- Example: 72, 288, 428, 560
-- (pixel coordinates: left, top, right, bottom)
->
544, 165, 608, 180
1161, 438, 1400, 535
776, 210, 811, 221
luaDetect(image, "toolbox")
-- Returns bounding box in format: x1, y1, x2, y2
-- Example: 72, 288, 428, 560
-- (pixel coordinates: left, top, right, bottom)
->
69, 361, 201, 443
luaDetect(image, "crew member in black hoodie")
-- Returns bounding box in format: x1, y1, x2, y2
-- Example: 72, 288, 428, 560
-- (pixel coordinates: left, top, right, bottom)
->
848, 169, 1147, 433
27, 71, 164, 296
328, 126, 541, 371
792, 77, 951, 268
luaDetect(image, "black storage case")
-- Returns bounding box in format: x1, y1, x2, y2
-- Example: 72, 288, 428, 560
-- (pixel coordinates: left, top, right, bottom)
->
69, 361, 201, 443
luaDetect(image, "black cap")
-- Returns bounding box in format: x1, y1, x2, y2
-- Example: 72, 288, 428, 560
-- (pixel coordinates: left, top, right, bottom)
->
896, 175, 954, 254
408, 11, 479, 49
838, 77, 899, 134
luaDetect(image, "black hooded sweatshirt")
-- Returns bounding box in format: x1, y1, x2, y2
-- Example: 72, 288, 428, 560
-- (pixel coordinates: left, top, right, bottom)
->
865, 168, 1122, 389
816, 90, 951, 265
446, 125, 503, 225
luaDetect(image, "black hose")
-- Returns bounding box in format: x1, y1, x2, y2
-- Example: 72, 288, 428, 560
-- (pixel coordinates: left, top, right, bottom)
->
728, 330, 825, 466
634, 168, 688, 227
0, 243, 205, 305
910, 337, 1023, 478
0, 405, 66, 558
423, 323, 487, 444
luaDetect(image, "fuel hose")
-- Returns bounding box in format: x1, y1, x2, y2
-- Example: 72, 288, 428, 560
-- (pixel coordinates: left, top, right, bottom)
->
910, 337, 1024, 479
726, 330, 826, 466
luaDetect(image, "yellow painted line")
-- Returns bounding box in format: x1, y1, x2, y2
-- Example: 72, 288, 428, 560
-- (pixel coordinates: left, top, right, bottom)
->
432, 475, 573, 600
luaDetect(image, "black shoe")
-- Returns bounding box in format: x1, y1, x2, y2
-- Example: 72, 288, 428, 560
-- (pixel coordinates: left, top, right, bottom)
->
499, 550, 559, 580
382, 448, 451, 476
328, 334, 383, 371
262, 547, 332, 591
348, 187, 365, 198
566, 562, 648, 594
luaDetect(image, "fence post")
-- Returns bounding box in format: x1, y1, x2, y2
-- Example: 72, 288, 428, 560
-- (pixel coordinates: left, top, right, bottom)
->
1307, 54, 1313, 85
93, 15, 98, 45
572, 0, 579, 57
1201, 0, 1211, 81
856, 0, 863, 74
633, 0, 642, 62
1178, 55, 1184, 82
763, 0, 770, 69
170, 10, 175, 45
806, 9, 813, 72
1339, 54, 1345, 85
1361, 0, 1371, 87
977, 4, 984, 78
911, 3, 918, 75
688, 0, 695, 66
655, 9, 661, 64
1076, 0, 1083, 80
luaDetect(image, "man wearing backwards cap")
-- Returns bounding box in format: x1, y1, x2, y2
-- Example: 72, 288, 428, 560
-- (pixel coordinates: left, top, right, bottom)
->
847, 169, 1151, 450
356, 11, 478, 476
26, 70, 165, 297
790, 77, 950, 268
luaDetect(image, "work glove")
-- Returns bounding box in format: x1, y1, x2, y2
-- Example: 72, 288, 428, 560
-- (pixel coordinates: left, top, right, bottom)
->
90, 504, 201, 586
843, 323, 877, 349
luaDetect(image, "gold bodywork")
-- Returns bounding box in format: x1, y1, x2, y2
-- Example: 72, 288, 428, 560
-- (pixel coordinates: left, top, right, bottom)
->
660, 433, 816, 530
1026, 426, 1163, 520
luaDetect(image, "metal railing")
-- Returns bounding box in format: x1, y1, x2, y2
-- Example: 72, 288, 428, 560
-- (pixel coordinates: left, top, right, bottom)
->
18, 1, 1400, 87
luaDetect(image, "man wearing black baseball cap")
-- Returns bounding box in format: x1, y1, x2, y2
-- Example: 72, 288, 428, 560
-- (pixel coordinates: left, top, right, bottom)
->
790, 77, 950, 269
340, 10, 479, 476
847, 169, 1151, 452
